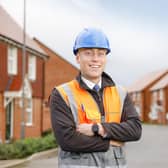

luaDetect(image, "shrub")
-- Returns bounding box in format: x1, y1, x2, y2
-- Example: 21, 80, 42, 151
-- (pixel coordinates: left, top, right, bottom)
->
0, 133, 57, 160
41, 129, 53, 137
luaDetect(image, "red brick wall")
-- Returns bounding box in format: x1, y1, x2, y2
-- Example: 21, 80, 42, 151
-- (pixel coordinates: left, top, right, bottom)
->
0, 93, 5, 142
43, 55, 79, 131
13, 98, 42, 140
13, 98, 21, 140
31, 57, 44, 98
0, 42, 45, 98
44, 52, 78, 99
0, 42, 8, 91
0, 41, 46, 141
0, 42, 23, 91
42, 53, 78, 132
143, 72, 168, 122
25, 98, 42, 138
166, 87, 168, 113
137, 92, 143, 121
42, 104, 51, 132
34, 40, 79, 100
144, 90, 150, 122
34, 39, 79, 132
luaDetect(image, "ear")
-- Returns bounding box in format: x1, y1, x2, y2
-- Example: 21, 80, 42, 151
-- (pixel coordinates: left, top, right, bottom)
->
76, 54, 80, 64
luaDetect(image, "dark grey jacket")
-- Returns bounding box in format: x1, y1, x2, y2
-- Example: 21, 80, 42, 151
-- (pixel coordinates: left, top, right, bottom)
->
50, 72, 142, 167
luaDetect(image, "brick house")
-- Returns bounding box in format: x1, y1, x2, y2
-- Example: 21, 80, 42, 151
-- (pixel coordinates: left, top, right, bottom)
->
128, 69, 168, 122
34, 38, 79, 132
149, 74, 168, 124
0, 6, 48, 142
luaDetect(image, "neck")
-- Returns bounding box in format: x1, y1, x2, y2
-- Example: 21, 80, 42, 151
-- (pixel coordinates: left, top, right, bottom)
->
82, 76, 101, 84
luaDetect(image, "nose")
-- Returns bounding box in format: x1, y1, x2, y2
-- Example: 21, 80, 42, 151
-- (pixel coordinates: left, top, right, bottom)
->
92, 54, 99, 61
91, 51, 100, 61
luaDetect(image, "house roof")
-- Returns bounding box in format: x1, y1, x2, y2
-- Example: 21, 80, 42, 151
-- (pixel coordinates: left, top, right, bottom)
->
128, 69, 168, 92
0, 5, 48, 59
150, 73, 168, 91
33, 37, 78, 70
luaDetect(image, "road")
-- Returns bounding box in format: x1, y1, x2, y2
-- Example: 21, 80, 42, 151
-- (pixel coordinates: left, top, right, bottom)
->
127, 124, 168, 168
13, 124, 168, 168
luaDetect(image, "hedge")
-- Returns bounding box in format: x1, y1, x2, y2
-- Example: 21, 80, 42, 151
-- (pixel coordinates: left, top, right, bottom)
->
0, 133, 57, 160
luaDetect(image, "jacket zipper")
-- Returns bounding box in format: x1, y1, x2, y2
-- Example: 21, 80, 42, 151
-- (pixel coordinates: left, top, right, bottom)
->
92, 89, 105, 123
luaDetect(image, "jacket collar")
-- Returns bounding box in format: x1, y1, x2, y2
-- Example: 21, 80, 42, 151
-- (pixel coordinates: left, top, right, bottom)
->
81, 76, 102, 90
76, 72, 115, 91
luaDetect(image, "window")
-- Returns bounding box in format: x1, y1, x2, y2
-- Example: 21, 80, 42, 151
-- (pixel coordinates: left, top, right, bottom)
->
28, 55, 36, 80
8, 45, 18, 75
26, 99, 33, 126
152, 91, 157, 104
159, 89, 164, 101
136, 92, 141, 102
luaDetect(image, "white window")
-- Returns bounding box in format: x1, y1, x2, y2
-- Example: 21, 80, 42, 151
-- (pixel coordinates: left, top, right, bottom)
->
28, 55, 36, 80
26, 99, 33, 126
8, 45, 18, 75
136, 92, 141, 101
159, 89, 164, 101
152, 91, 157, 104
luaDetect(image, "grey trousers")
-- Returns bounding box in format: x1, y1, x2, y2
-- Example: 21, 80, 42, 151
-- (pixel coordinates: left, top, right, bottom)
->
58, 146, 127, 168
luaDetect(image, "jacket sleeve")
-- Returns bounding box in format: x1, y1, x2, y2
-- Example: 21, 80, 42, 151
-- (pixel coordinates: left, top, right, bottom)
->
50, 88, 110, 153
101, 94, 142, 142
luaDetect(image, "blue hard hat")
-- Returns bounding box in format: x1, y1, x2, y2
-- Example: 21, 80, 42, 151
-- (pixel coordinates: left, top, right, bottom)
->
73, 28, 111, 55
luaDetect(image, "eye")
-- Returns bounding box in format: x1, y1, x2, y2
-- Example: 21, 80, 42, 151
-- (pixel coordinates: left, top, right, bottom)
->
98, 51, 106, 57
84, 50, 93, 56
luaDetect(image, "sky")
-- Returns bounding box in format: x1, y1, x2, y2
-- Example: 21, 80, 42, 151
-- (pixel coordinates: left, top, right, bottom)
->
0, 0, 168, 86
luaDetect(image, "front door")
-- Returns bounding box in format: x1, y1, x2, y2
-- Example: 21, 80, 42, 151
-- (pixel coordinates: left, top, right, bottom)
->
6, 100, 13, 141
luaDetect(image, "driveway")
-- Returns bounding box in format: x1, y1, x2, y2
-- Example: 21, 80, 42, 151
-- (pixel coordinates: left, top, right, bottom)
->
127, 124, 168, 168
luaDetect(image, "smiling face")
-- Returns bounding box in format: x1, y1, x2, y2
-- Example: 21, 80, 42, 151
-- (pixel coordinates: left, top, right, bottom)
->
76, 48, 107, 83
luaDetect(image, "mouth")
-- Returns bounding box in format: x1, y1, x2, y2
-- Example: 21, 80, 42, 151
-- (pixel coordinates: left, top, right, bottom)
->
89, 65, 101, 68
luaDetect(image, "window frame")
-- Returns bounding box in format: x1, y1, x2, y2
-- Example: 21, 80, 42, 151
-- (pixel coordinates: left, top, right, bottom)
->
25, 98, 33, 126
28, 55, 36, 81
7, 45, 18, 75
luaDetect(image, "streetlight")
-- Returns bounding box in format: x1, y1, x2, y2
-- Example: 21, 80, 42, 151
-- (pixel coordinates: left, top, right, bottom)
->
21, 0, 26, 139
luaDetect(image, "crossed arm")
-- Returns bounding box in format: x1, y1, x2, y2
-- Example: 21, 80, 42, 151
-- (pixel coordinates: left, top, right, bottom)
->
50, 88, 142, 152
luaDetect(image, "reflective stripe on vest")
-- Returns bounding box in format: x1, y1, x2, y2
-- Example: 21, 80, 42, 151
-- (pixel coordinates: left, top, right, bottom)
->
56, 80, 127, 124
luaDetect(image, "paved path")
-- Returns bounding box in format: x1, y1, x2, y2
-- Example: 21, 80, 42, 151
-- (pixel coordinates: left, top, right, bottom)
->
12, 156, 57, 168
2, 124, 168, 168
127, 124, 168, 168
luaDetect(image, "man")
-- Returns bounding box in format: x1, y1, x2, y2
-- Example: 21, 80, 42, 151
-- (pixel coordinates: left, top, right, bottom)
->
50, 28, 142, 168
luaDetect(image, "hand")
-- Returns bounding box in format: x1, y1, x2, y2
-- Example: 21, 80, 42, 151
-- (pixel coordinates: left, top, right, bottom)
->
76, 123, 106, 137
76, 123, 94, 136
110, 140, 124, 147
97, 123, 106, 137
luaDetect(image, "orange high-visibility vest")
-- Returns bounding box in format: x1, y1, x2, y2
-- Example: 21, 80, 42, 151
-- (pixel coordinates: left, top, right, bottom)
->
56, 80, 126, 124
